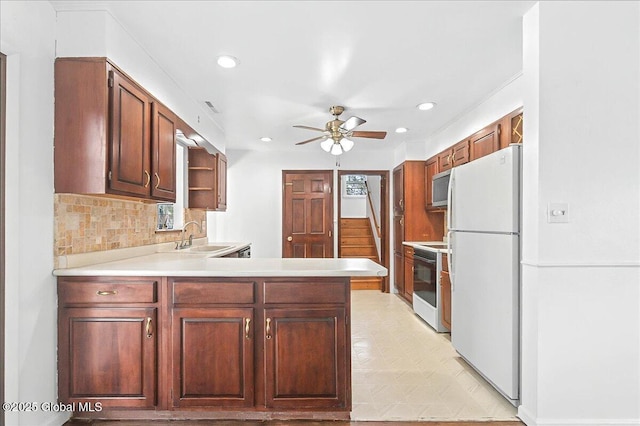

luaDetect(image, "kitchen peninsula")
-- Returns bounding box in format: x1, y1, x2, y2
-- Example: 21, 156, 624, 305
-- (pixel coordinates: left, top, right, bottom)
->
53, 246, 387, 421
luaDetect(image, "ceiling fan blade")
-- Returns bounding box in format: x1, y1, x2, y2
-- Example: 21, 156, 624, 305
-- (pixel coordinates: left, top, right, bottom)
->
340, 116, 366, 131
295, 135, 328, 145
293, 125, 327, 132
350, 130, 387, 139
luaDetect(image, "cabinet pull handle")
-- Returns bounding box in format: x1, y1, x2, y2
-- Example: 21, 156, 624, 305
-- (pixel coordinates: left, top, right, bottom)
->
265, 318, 272, 340
145, 317, 153, 338
452, 151, 456, 164
399, 199, 404, 209
144, 170, 151, 188
96, 290, 117, 296
245, 318, 251, 339
154, 172, 160, 189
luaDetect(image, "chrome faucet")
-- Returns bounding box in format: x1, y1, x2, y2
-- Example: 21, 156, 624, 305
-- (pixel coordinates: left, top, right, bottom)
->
176, 221, 203, 249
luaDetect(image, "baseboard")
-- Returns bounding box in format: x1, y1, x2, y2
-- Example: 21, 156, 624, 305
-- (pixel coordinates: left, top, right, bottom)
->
517, 406, 640, 426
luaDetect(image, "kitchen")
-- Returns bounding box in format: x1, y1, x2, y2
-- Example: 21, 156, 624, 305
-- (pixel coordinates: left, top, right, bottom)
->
2, 1, 639, 426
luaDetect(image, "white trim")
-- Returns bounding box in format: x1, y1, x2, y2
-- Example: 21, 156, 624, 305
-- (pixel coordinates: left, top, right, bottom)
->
521, 260, 640, 268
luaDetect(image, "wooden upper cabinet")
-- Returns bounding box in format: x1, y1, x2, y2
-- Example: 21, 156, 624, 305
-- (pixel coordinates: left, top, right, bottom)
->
437, 139, 469, 172
392, 165, 404, 215
54, 57, 177, 202
216, 152, 227, 210
452, 139, 470, 166
109, 69, 152, 198
188, 148, 227, 211
151, 102, 177, 201
470, 123, 500, 161
499, 107, 524, 148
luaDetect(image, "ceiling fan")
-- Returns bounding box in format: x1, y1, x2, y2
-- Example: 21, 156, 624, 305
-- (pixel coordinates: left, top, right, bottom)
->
294, 106, 387, 155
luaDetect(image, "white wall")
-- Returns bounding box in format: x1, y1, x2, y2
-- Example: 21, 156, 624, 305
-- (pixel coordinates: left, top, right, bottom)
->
340, 175, 367, 218
210, 149, 395, 258
55, 9, 225, 154
0, 1, 67, 425
519, 2, 640, 425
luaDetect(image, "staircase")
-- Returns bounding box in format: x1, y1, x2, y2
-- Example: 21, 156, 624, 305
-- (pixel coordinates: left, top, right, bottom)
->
340, 218, 383, 290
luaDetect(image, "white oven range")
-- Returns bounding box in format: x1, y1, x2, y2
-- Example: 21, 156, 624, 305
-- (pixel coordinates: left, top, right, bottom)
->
410, 242, 450, 333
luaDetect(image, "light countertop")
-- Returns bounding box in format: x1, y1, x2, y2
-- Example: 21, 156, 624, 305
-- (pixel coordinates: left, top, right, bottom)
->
54, 238, 388, 277
53, 254, 387, 277
403, 241, 450, 254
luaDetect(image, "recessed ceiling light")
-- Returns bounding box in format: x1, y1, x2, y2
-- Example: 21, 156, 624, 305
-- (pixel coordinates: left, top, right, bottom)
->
260, 137, 272, 142
395, 127, 409, 134
217, 55, 238, 68
417, 102, 436, 111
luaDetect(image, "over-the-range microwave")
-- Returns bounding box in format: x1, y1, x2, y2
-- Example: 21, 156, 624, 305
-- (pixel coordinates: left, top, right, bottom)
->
432, 169, 451, 207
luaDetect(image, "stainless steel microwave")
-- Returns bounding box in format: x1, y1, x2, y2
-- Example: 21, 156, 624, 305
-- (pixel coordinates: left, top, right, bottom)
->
432, 169, 451, 207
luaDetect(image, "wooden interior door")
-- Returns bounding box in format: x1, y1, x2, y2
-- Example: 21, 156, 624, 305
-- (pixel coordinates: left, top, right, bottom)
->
282, 170, 333, 258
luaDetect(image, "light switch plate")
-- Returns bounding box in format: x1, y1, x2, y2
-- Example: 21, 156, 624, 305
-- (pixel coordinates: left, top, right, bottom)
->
547, 203, 569, 223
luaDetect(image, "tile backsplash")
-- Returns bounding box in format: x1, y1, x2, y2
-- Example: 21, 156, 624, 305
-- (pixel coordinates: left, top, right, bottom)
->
54, 194, 206, 257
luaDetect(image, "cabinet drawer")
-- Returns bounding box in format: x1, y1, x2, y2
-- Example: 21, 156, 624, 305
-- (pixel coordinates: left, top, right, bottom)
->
58, 278, 158, 304
172, 279, 255, 304
264, 280, 348, 304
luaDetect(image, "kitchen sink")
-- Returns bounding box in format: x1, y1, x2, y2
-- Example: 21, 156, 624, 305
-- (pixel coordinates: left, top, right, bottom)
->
188, 245, 232, 252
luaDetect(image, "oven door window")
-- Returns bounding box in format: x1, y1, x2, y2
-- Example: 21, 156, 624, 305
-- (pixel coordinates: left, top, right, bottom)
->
414, 256, 437, 307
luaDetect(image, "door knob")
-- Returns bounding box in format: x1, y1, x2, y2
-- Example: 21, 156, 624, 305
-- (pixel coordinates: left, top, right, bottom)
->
287, 236, 293, 242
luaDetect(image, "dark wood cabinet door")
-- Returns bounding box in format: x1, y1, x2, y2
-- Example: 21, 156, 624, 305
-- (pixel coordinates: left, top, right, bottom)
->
172, 307, 254, 408
58, 307, 157, 408
151, 102, 177, 201
424, 156, 438, 209
264, 307, 348, 409
452, 139, 470, 166
441, 271, 452, 330
438, 149, 453, 171
403, 246, 414, 302
394, 251, 404, 296
470, 123, 500, 161
109, 69, 152, 197
216, 153, 227, 210
393, 165, 404, 215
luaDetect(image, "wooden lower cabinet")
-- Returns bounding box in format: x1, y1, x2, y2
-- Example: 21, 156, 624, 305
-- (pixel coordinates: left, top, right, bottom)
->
264, 307, 348, 409
440, 270, 452, 331
58, 276, 351, 419
172, 307, 254, 408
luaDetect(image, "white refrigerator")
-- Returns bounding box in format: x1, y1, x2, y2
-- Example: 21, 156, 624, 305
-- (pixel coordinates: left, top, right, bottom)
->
447, 144, 521, 405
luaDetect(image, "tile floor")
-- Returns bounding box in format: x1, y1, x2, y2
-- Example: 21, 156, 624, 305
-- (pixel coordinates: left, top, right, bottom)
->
350, 290, 520, 422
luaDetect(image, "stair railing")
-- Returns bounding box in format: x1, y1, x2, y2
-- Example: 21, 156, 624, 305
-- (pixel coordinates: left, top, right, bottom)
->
365, 181, 382, 238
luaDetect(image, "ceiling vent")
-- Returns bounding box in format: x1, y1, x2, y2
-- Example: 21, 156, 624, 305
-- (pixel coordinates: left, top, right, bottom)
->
204, 101, 220, 114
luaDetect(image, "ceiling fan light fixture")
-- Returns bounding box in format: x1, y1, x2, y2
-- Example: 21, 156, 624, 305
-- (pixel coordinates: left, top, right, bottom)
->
320, 138, 334, 152
330, 142, 343, 156
217, 55, 238, 68
340, 138, 354, 152
417, 102, 436, 111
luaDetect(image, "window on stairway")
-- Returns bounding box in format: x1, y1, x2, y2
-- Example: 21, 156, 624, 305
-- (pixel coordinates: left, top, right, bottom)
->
343, 174, 367, 198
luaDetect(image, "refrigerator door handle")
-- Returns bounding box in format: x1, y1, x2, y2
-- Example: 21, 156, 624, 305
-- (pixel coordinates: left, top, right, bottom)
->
447, 169, 454, 230
448, 231, 454, 290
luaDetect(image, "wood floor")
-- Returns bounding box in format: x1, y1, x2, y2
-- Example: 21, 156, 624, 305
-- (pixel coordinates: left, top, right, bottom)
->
64, 421, 525, 425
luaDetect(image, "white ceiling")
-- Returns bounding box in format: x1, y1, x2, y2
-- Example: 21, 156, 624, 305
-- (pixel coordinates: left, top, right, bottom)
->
52, 1, 535, 154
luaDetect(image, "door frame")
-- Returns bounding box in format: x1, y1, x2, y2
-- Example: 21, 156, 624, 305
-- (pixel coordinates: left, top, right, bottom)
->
281, 170, 334, 258
0, 51, 6, 424
337, 170, 390, 293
